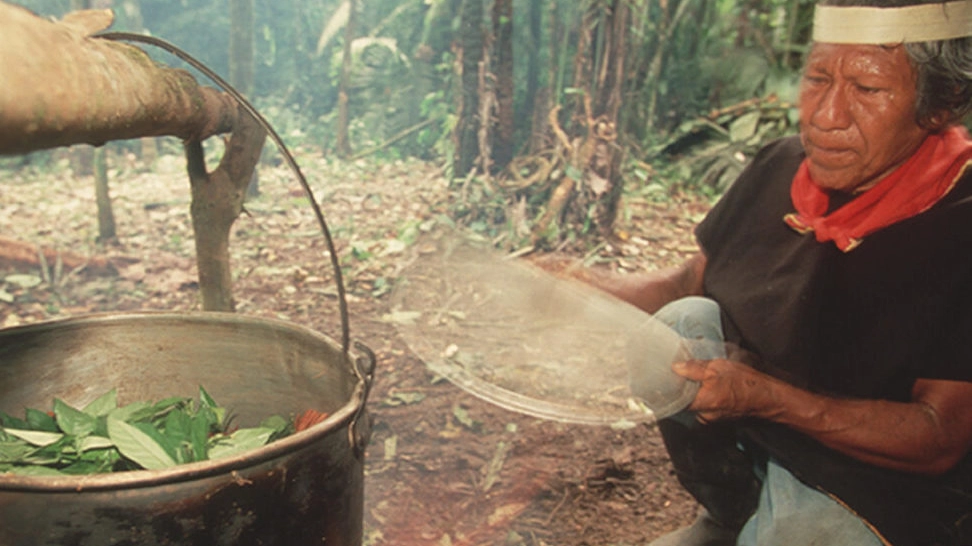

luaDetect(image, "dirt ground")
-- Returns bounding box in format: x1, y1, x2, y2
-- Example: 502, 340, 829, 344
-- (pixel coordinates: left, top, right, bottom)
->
0, 145, 715, 545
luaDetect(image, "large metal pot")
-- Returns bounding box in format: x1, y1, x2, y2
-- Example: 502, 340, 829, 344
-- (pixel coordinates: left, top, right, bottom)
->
0, 312, 373, 546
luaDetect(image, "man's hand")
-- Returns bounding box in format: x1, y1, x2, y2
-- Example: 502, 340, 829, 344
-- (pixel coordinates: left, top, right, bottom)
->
671, 358, 972, 476
672, 359, 786, 423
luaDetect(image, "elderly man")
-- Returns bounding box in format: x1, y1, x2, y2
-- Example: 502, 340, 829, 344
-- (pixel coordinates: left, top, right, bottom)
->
580, 1, 972, 545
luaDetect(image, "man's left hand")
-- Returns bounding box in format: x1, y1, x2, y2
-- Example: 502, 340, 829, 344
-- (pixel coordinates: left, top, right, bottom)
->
673, 359, 784, 423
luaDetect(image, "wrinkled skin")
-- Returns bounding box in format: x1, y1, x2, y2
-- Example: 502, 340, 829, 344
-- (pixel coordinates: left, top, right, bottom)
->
799, 43, 931, 192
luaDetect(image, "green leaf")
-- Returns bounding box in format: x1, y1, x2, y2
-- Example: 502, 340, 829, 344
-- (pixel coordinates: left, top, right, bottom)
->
153, 396, 187, 410
198, 386, 218, 409
107, 418, 176, 470
212, 407, 227, 429
260, 415, 293, 441
5, 274, 42, 289
451, 405, 479, 430
25, 408, 58, 432
0, 439, 36, 463
197, 387, 226, 429
151, 396, 189, 423
71, 446, 123, 473
0, 387, 293, 474
82, 389, 118, 417
54, 399, 97, 437
163, 409, 191, 444
0, 410, 29, 430
134, 422, 180, 462
565, 165, 584, 182
61, 459, 108, 475
21, 435, 74, 465
5, 465, 65, 477
160, 412, 192, 464
108, 401, 153, 423
3, 428, 64, 447
729, 110, 761, 143
383, 391, 426, 406
79, 435, 114, 452
189, 413, 210, 461
208, 428, 274, 460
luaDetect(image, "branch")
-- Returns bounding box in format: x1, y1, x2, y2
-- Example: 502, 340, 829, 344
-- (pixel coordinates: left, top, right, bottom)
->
0, 4, 238, 155
187, 108, 267, 312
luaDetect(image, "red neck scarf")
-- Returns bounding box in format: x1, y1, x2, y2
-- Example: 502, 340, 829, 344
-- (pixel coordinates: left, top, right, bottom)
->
784, 126, 972, 252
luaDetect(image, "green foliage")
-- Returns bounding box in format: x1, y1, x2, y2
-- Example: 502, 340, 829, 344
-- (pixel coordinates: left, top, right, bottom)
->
449, 177, 500, 228
638, 99, 799, 196
0, 388, 294, 475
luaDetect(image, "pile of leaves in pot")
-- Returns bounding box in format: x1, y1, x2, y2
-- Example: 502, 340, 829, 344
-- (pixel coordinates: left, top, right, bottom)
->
0, 387, 328, 476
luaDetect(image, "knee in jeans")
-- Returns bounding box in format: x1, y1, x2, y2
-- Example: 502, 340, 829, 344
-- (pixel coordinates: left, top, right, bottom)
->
655, 296, 725, 346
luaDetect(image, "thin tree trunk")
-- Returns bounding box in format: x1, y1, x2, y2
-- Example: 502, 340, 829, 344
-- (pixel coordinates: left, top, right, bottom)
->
122, 0, 159, 167
229, 0, 259, 195
336, 0, 357, 158
529, 1, 559, 153
93, 147, 116, 242
187, 109, 266, 312
644, 0, 692, 132
594, 0, 628, 233
492, 0, 514, 172
70, 0, 95, 177
70, 0, 116, 244
454, 0, 484, 177
522, 0, 542, 135
229, 0, 254, 96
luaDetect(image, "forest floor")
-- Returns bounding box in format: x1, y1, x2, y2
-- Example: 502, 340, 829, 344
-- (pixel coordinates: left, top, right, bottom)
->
0, 145, 715, 546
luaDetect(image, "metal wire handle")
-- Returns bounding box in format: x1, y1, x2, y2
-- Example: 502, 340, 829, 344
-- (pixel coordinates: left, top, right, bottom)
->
94, 31, 351, 356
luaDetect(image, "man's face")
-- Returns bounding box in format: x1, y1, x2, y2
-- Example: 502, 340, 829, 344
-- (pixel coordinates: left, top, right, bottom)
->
799, 43, 930, 192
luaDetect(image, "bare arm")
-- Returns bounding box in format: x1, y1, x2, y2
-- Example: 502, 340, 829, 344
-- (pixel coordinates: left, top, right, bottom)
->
675, 359, 972, 476
567, 253, 972, 474
573, 253, 707, 314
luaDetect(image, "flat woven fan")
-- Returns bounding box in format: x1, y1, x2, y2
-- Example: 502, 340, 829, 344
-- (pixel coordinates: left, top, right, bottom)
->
390, 232, 701, 425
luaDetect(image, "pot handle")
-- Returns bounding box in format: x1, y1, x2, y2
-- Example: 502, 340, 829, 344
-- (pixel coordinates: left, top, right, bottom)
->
349, 340, 376, 456
96, 31, 353, 356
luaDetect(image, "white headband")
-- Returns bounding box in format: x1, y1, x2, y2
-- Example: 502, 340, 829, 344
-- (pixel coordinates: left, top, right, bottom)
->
813, 0, 972, 44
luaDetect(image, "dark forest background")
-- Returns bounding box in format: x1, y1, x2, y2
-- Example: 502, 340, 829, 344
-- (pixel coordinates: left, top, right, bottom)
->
9, 0, 816, 245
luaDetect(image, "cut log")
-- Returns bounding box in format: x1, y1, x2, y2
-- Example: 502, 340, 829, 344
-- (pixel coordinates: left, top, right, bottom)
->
0, 236, 119, 276
0, 3, 238, 156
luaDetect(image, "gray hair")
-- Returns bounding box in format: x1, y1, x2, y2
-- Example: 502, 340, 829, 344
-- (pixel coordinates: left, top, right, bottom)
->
817, 0, 972, 129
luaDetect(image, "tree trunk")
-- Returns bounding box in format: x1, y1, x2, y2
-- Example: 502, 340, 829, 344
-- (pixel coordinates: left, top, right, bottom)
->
531, 0, 629, 243
0, 4, 238, 156
529, 1, 559, 154
121, 0, 159, 167
335, 0, 357, 158
93, 147, 117, 242
643, 0, 692, 132
187, 108, 267, 312
491, 0, 514, 172
522, 0, 543, 149
228, 0, 255, 97
592, 0, 629, 233
69, 0, 96, 177
229, 0, 259, 196
454, 0, 484, 178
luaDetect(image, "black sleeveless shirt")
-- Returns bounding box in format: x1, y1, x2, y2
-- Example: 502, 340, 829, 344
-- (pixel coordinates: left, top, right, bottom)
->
695, 136, 972, 546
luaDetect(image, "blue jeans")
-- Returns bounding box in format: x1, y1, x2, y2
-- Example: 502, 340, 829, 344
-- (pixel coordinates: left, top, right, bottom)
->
654, 297, 884, 546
